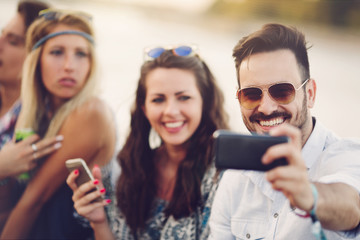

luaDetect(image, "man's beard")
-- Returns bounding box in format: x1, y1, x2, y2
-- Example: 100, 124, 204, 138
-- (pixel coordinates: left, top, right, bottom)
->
242, 96, 309, 135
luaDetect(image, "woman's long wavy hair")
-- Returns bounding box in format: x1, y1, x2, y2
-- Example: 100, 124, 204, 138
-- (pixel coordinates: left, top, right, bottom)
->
16, 12, 98, 138
116, 50, 229, 234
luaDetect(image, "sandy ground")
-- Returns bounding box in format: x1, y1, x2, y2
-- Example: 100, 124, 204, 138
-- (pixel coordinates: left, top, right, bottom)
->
1, 0, 359, 147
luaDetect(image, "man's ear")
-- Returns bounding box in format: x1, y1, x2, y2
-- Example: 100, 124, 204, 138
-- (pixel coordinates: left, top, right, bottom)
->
306, 78, 317, 108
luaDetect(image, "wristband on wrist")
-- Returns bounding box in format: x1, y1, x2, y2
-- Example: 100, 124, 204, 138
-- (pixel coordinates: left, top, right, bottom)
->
309, 183, 327, 240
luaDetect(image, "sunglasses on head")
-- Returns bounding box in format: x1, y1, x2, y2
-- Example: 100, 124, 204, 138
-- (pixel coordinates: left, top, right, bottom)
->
143, 45, 198, 61
237, 78, 309, 110
38, 9, 93, 22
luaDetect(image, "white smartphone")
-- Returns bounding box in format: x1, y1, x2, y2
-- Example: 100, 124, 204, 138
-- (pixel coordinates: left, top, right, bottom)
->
65, 158, 103, 202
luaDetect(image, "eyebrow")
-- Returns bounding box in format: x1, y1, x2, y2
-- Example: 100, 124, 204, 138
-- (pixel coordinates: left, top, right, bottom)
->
175, 91, 186, 96
149, 91, 187, 97
2, 31, 25, 43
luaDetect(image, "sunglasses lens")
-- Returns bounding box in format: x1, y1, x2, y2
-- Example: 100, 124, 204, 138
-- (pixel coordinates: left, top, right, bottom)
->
238, 88, 263, 109
268, 83, 295, 104
173, 46, 192, 56
43, 12, 58, 20
147, 47, 165, 59
39, 9, 93, 22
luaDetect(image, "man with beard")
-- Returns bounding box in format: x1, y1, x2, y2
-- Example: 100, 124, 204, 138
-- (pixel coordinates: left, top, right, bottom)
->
209, 23, 360, 239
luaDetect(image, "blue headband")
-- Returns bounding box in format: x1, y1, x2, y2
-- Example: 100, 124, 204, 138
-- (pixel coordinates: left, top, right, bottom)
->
32, 30, 94, 50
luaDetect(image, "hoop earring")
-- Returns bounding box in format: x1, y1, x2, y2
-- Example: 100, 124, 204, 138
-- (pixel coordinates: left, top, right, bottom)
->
149, 127, 162, 149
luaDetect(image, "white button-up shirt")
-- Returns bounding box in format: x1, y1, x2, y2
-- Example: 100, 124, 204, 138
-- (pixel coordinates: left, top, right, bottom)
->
209, 119, 360, 240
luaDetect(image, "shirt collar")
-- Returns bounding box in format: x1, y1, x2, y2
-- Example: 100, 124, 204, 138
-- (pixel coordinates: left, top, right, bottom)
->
302, 117, 328, 169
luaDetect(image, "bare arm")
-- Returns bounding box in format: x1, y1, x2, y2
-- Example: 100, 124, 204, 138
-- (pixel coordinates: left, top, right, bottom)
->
1, 99, 116, 239
314, 182, 360, 230
91, 221, 115, 240
0, 134, 63, 179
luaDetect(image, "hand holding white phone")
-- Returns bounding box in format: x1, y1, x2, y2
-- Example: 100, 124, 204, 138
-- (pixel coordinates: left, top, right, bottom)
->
65, 158, 103, 202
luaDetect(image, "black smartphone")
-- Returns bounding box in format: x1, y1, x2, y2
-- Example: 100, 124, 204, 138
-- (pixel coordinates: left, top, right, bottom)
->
213, 130, 289, 171
65, 158, 103, 202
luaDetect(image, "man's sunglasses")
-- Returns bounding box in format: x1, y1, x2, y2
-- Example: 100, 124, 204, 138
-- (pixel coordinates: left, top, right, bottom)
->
237, 79, 309, 110
38, 9, 92, 22
144, 45, 198, 61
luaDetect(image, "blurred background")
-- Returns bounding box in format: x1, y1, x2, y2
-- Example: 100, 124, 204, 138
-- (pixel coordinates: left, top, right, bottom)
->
1, 0, 359, 146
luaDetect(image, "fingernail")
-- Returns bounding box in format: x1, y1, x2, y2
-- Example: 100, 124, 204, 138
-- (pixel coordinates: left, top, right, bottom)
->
93, 179, 99, 185
74, 169, 79, 175
56, 135, 64, 141
100, 188, 106, 193
94, 164, 99, 169
105, 199, 112, 204
54, 142, 62, 149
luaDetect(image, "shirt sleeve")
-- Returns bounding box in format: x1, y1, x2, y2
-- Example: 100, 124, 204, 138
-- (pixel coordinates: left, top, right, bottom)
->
208, 170, 236, 240
312, 139, 360, 238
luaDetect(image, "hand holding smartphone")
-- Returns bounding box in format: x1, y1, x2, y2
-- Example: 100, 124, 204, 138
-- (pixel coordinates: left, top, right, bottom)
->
213, 130, 289, 171
65, 158, 103, 202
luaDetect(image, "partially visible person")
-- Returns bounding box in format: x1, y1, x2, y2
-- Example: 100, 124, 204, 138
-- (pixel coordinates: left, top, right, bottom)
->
209, 23, 360, 239
1, 9, 117, 239
0, 0, 63, 232
67, 45, 229, 239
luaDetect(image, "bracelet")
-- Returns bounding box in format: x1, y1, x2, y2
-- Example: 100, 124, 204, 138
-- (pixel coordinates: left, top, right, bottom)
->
309, 183, 327, 240
309, 183, 318, 217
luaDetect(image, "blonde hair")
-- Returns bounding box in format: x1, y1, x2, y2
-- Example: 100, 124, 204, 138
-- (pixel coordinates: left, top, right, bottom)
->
16, 13, 98, 138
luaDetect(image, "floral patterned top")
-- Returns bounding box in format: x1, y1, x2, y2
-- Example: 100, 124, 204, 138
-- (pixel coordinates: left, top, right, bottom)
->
108, 164, 221, 240
0, 100, 21, 149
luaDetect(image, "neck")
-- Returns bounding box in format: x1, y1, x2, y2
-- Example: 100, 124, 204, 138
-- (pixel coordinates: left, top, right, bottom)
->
164, 144, 187, 165
50, 97, 65, 113
301, 116, 315, 147
0, 83, 21, 117
155, 144, 187, 200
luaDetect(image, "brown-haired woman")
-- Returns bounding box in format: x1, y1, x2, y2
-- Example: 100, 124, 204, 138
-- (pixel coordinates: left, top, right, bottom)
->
67, 46, 229, 239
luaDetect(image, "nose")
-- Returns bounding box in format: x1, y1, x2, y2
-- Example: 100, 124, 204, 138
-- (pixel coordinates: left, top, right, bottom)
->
257, 90, 278, 115
164, 99, 180, 116
63, 53, 75, 72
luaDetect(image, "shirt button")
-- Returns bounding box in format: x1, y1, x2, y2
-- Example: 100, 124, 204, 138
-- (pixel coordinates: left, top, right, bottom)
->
246, 233, 251, 239
274, 213, 279, 218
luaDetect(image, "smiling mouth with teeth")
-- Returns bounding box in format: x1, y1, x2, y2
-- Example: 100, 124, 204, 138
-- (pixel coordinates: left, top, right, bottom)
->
259, 118, 285, 127
165, 122, 183, 128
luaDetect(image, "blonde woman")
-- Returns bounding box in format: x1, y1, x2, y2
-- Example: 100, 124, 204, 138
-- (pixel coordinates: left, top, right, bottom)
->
1, 10, 116, 239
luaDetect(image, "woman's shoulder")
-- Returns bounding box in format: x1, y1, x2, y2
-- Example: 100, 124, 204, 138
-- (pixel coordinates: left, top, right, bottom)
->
77, 97, 112, 115
69, 97, 114, 124
60, 97, 116, 138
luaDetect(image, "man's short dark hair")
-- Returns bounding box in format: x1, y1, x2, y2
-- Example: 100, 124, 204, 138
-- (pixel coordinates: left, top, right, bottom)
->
18, 0, 49, 31
233, 23, 310, 87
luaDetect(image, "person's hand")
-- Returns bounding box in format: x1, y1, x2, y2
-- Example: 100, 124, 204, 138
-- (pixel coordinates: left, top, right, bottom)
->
262, 124, 314, 212
66, 165, 111, 224
0, 134, 63, 179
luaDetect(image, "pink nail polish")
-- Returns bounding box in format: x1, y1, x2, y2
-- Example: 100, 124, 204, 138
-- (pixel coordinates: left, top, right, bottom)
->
100, 188, 106, 193
93, 179, 99, 185
105, 199, 112, 204
74, 169, 79, 175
